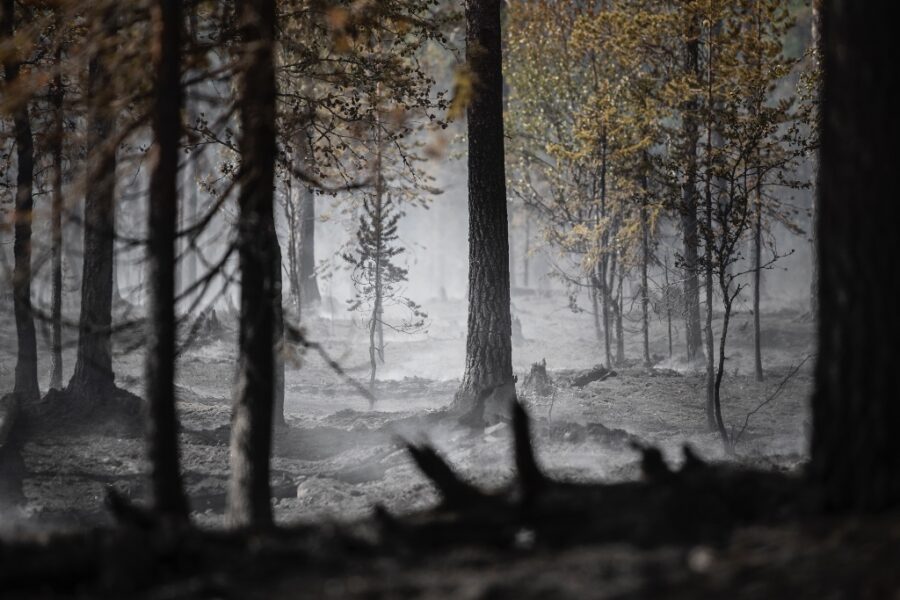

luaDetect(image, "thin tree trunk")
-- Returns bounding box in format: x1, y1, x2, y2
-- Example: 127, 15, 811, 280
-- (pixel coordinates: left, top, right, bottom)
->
640, 179, 651, 368
616, 270, 625, 365
455, 0, 514, 412
227, 0, 278, 529
2, 0, 40, 402
664, 253, 672, 358
69, 7, 117, 399
752, 189, 763, 382
810, 0, 900, 512
145, 0, 188, 520
713, 283, 733, 452
284, 175, 300, 313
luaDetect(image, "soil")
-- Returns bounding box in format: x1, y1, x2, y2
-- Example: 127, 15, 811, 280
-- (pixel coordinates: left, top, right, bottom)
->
0, 291, 835, 598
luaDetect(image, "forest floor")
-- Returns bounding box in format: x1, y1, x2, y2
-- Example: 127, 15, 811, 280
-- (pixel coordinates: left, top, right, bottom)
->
0, 290, 844, 598
0, 290, 814, 530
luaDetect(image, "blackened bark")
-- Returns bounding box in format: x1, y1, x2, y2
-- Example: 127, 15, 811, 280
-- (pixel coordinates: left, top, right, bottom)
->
144, 0, 188, 520
808, 0, 821, 321
615, 272, 625, 365
810, 0, 900, 512
2, 0, 40, 402
49, 20, 64, 391
227, 0, 278, 528
752, 194, 763, 382
640, 178, 651, 368
455, 0, 514, 411
69, 8, 117, 398
681, 23, 703, 362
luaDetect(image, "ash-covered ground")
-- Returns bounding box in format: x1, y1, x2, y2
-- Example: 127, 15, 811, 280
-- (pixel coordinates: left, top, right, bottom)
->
0, 290, 814, 532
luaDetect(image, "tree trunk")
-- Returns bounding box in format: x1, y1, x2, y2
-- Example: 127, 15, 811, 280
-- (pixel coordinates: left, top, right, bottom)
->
664, 254, 672, 358
227, 0, 278, 529
703, 23, 716, 432
809, 0, 900, 512
294, 129, 321, 308
752, 191, 763, 382
145, 0, 189, 521
615, 272, 625, 365
808, 0, 821, 321
599, 135, 612, 368
640, 182, 651, 368
2, 0, 40, 402
681, 21, 704, 362
454, 0, 514, 412
284, 175, 300, 313
69, 7, 117, 399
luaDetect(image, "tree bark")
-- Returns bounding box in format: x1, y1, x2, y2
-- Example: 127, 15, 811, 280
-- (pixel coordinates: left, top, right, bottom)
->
752, 190, 763, 382
640, 179, 651, 368
227, 0, 278, 529
144, 0, 189, 521
810, 0, 900, 512
808, 0, 821, 321
68, 7, 118, 399
454, 0, 514, 412
2, 0, 40, 402
680, 21, 704, 362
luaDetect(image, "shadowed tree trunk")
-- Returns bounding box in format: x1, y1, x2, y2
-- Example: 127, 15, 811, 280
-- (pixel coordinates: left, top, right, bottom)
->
144, 0, 188, 520
227, 0, 278, 529
68, 7, 118, 399
810, 0, 900, 512
454, 0, 514, 413
2, 0, 39, 403
680, 19, 703, 363
752, 189, 763, 382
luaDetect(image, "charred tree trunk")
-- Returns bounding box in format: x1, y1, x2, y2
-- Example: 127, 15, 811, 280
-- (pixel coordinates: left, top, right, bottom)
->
615, 271, 625, 365
703, 26, 717, 432
227, 0, 278, 529
283, 175, 300, 313
752, 191, 763, 382
599, 135, 612, 368
68, 8, 118, 399
808, 0, 821, 321
454, 0, 514, 412
144, 0, 189, 521
2, 0, 40, 402
664, 254, 673, 358
810, 0, 900, 512
49, 22, 65, 391
681, 22, 704, 363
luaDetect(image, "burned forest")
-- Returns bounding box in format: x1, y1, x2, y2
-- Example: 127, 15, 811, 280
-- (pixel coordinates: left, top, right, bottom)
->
0, 0, 898, 597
